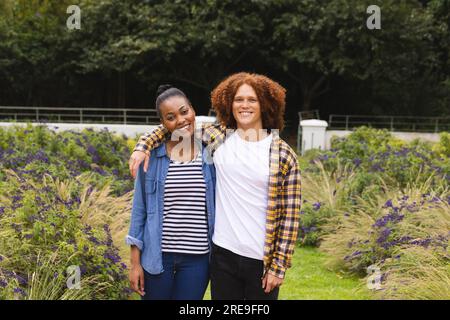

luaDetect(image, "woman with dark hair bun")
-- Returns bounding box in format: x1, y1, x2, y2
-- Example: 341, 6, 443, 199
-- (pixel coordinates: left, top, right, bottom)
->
125, 85, 216, 300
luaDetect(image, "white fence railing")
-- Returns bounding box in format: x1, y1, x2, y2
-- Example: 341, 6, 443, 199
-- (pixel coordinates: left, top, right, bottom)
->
328, 114, 450, 133
0, 106, 159, 125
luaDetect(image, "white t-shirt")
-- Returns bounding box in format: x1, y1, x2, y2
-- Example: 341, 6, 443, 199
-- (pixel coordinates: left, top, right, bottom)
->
212, 131, 272, 260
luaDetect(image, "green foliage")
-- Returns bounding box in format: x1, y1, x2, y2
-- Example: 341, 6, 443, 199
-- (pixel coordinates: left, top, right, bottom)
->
319, 185, 450, 299
0, 125, 137, 299
432, 132, 450, 158
0, 171, 130, 299
317, 127, 449, 190
299, 127, 449, 248
0, 0, 448, 114
0, 124, 134, 195
298, 127, 450, 299
271, 0, 448, 113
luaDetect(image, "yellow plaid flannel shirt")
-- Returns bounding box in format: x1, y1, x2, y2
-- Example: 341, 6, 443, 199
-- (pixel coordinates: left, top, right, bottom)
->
134, 124, 301, 279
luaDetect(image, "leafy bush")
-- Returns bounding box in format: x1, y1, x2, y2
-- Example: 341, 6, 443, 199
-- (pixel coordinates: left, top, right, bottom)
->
308, 127, 449, 190
298, 127, 450, 299
299, 127, 449, 246
0, 125, 136, 299
319, 179, 449, 298
0, 124, 134, 195
0, 170, 131, 299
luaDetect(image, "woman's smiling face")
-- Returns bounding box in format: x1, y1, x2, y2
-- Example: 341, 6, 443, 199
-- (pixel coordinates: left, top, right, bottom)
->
159, 96, 196, 137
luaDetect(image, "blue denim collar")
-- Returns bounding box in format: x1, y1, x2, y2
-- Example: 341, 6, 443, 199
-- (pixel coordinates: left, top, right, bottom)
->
155, 144, 167, 158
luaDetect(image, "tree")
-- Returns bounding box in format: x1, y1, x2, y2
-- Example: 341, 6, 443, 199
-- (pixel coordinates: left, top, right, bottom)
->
272, 0, 444, 115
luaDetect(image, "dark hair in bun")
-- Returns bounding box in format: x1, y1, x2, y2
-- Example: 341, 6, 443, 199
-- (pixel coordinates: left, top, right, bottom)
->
155, 84, 190, 117
156, 84, 173, 96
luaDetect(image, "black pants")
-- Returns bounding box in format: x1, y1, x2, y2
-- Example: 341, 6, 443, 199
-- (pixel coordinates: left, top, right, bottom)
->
210, 243, 279, 300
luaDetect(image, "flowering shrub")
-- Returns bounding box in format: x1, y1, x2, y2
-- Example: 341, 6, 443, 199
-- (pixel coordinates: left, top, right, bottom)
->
0, 124, 134, 196
298, 127, 449, 299
307, 127, 449, 190
322, 193, 448, 270
0, 125, 135, 299
0, 170, 130, 299
299, 127, 449, 246
319, 186, 449, 299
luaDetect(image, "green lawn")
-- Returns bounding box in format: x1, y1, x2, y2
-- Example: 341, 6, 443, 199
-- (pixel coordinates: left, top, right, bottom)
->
204, 246, 372, 300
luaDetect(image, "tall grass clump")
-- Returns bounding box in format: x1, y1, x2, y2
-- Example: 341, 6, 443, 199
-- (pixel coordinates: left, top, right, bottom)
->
0, 125, 137, 299
298, 127, 449, 299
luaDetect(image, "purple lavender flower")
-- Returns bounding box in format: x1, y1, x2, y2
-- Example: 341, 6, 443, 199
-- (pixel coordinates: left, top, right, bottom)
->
376, 227, 392, 244
11, 223, 22, 233
12, 195, 23, 202
400, 195, 409, 201
103, 252, 121, 264
351, 250, 362, 256
87, 145, 101, 163
370, 163, 385, 172
383, 199, 393, 208
430, 196, 440, 203
75, 138, 83, 147
13, 287, 26, 296
353, 158, 362, 167
312, 202, 321, 211
80, 265, 87, 276
15, 274, 27, 286
88, 236, 101, 245
83, 186, 93, 198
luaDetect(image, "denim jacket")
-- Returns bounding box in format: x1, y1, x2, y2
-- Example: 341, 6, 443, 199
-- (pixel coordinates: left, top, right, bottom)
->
125, 143, 216, 275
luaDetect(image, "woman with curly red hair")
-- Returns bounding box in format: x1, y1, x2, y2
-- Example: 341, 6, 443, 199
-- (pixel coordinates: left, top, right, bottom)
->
129, 72, 301, 300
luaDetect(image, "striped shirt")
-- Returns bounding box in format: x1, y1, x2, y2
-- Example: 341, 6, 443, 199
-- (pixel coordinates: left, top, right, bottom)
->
161, 151, 209, 254
135, 124, 301, 278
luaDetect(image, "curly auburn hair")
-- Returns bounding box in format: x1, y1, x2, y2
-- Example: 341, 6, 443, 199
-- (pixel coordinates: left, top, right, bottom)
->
210, 72, 286, 130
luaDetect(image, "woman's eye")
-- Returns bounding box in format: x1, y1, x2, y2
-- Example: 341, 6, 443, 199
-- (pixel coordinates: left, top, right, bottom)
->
181, 109, 188, 114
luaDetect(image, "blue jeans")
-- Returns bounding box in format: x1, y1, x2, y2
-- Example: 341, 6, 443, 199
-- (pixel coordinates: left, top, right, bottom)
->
142, 252, 209, 300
